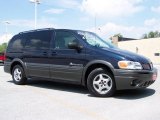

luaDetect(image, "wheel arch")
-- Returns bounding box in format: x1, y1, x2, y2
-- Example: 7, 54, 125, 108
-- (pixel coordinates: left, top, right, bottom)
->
82, 60, 115, 86
10, 59, 26, 74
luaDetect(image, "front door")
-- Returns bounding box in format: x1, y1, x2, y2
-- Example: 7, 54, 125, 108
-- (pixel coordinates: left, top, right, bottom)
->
49, 30, 86, 83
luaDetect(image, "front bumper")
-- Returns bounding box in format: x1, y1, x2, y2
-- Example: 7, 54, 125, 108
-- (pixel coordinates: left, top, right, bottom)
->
114, 68, 157, 90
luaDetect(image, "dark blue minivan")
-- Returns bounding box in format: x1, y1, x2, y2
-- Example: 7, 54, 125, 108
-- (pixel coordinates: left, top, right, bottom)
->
4, 28, 158, 97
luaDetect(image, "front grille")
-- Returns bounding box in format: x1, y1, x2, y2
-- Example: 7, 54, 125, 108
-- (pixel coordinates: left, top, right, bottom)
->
142, 63, 152, 70
139, 81, 154, 87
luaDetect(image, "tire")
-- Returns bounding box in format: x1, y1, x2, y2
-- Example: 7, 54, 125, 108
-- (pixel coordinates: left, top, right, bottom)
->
87, 68, 116, 97
12, 65, 27, 85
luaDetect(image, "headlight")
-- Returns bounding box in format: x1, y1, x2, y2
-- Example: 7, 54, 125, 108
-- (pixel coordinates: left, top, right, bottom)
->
118, 61, 142, 70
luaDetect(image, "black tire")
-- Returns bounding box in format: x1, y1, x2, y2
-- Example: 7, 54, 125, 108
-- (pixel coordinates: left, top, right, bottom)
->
12, 65, 27, 85
87, 68, 116, 97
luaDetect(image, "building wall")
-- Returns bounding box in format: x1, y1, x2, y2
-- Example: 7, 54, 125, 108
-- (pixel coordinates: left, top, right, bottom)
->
118, 38, 160, 64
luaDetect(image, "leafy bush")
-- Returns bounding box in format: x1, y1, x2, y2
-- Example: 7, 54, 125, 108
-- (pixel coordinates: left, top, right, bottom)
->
0, 43, 7, 52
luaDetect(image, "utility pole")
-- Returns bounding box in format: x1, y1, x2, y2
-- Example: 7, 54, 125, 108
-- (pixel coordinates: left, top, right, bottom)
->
95, 13, 97, 34
4, 21, 10, 41
29, 0, 40, 29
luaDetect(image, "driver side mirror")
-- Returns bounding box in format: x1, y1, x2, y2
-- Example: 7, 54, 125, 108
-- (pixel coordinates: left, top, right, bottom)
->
68, 42, 83, 51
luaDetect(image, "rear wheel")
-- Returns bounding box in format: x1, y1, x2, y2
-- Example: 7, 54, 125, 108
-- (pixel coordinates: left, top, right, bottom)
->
12, 65, 27, 85
87, 68, 116, 97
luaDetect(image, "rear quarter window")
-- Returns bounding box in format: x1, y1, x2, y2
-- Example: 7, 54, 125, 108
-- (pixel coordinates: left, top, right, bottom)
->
7, 35, 26, 52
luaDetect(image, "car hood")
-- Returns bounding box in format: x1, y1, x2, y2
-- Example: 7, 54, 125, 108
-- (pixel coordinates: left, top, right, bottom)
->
101, 47, 150, 63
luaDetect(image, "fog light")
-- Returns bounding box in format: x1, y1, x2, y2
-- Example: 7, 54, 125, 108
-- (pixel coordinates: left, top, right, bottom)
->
131, 79, 141, 86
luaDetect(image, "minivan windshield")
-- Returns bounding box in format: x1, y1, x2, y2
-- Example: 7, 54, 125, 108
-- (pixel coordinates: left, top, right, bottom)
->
76, 31, 116, 48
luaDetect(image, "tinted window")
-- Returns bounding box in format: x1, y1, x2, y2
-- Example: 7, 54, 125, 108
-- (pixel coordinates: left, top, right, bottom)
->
8, 35, 26, 51
25, 30, 52, 50
54, 31, 78, 49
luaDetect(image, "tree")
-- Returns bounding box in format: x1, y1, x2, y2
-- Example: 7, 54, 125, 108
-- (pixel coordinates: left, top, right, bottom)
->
148, 31, 155, 38
142, 33, 148, 39
113, 33, 123, 38
142, 31, 160, 39
0, 43, 7, 53
154, 31, 160, 38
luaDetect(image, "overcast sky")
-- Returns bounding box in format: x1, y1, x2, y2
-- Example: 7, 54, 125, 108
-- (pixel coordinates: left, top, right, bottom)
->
0, 0, 160, 44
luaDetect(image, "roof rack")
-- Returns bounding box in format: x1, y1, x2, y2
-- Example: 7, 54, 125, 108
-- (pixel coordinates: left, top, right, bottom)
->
19, 28, 55, 34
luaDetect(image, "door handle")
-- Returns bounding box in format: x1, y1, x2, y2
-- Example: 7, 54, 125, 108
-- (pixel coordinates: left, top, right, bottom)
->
43, 52, 48, 56
51, 51, 57, 56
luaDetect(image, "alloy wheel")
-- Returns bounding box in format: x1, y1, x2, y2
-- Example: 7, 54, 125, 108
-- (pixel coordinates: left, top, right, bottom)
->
93, 73, 112, 95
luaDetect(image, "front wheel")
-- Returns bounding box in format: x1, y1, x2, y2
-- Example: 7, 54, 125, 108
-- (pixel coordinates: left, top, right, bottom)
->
12, 65, 27, 85
87, 68, 116, 97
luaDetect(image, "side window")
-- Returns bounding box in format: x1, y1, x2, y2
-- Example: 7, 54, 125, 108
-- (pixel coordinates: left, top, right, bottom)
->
8, 35, 26, 51
55, 31, 78, 49
25, 30, 52, 50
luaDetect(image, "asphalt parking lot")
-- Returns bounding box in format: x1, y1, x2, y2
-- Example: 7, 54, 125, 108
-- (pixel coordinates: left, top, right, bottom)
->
0, 64, 160, 120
